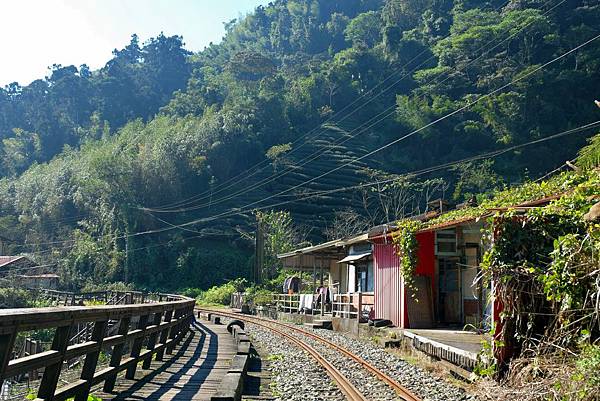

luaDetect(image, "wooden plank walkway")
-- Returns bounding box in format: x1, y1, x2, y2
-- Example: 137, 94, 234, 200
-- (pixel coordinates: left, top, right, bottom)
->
93, 320, 236, 401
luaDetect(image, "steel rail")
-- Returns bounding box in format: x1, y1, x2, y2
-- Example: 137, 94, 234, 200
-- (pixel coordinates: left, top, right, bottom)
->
198, 308, 422, 401
238, 314, 367, 401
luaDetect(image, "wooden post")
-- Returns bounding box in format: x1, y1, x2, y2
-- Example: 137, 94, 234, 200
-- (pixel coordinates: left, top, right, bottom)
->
0, 330, 17, 390
156, 309, 173, 361
143, 311, 164, 369
169, 310, 182, 351
320, 258, 324, 317
357, 292, 363, 321
166, 309, 183, 354
125, 314, 149, 379
312, 259, 316, 309
103, 316, 131, 392
75, 320, 107, 401
38, 324, 73, 401
255, 218, 265, 284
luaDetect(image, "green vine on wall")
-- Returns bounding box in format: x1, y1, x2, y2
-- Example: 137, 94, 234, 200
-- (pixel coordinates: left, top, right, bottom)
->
392, 220, 423, 292
479, 169, 599, 365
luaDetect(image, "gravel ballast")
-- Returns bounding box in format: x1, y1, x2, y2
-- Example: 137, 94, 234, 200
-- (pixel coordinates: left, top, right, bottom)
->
303, 326, 478, 401
223, 317, 345, 401
222, 315, 478, 401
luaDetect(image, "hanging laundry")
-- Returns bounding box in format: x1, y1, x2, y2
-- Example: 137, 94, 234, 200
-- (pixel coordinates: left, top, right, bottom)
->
289, 276, 300, 293
282, 277, 291, 293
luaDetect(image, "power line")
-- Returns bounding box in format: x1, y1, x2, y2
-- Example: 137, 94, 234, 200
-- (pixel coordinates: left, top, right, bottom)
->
142, 0, 564, 214
158, 32, 600, 226
12, 117, 599, 261
144, 120, 600, 233
11, 30, 600, 251
141, 0, 526, 212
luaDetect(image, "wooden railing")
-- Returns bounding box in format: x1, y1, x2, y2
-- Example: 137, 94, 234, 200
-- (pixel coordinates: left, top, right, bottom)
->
32, 289, 153, 307
332, 292, 374, 321
269, 292, 374, 320
0, 292, 195, 401
271, 294, 301, 313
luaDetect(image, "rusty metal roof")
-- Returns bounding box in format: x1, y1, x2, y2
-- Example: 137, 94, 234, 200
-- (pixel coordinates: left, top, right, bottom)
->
0, 256, 25, 268
370, 192, 565, 239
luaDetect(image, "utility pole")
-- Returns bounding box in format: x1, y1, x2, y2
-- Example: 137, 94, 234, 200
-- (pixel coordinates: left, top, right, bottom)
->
254, 217, 265, 285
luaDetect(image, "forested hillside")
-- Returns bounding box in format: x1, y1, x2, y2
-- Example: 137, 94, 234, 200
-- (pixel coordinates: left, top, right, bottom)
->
0, 34, 191, 176
0, 0, 599, 291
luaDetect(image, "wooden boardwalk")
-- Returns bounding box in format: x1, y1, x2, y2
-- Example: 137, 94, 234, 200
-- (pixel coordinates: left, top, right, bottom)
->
93, 320, 236, 401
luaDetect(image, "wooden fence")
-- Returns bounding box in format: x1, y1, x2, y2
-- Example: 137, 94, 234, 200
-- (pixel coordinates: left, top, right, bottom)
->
32, 289, 156, 307
332, 293, 374, 320
0, 292, 195, 401
235, 292, 374, 321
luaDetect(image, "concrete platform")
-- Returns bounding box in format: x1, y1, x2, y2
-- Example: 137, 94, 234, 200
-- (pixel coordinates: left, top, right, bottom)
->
404, 329, 486, 355
397, 328, 490, 371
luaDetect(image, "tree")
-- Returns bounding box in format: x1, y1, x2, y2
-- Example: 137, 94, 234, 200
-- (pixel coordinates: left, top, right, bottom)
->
256, 210, 303, 281
1, 129, 41, 175
344, 11, 382, 47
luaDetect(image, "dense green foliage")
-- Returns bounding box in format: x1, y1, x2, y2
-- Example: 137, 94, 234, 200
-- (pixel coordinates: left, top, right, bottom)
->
0, 287, 33, 308
195, 278, 248, 306
483, 170, 599, 342
1, 0, 599, 292
0, 287, 53, 309
0, 34, 191, 176
391, 219, 422, 291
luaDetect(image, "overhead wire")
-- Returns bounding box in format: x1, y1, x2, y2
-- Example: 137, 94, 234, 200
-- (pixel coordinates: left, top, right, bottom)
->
150, 30, 600, 227
141, 0, 566, 214
534, 159, 577, 182
142, 1, 517, 211
12, 117, 600, 257
146, 119, 600, 235
10, 26, 600, 252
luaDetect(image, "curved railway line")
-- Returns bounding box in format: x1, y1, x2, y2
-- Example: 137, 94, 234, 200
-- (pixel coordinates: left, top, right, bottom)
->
198, 308, 422, 401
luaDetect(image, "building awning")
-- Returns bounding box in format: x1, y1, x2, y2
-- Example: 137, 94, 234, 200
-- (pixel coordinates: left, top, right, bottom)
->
338, 251, 371, 264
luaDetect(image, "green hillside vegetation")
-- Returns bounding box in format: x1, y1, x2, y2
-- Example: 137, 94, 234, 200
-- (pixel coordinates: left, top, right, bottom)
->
0, 0, 599, 292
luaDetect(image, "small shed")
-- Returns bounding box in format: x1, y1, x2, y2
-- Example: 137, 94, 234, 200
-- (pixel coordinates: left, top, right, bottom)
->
278, 233, 371, 294
370, 217, 487, 329
0, 256, 58, 289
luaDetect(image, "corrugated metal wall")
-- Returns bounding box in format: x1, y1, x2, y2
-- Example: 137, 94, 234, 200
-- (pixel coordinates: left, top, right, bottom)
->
374, 243, 403, 327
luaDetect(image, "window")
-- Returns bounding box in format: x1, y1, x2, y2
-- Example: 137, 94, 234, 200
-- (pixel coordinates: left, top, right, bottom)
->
435, 229, 458, 256
356, 261, 374, 292
350, 243, 371, 254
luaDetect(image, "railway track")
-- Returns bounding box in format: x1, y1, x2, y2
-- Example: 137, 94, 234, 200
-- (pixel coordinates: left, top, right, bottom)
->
198, 308, 422, 401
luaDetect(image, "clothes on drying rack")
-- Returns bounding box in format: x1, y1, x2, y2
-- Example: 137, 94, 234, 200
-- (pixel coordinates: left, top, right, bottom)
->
282, 276, 301, 294
282, 277, 291, 294
290, 276, 300, 293
298, 293, 314, 312
282, 277, 290, 293
314, 286, 331, 307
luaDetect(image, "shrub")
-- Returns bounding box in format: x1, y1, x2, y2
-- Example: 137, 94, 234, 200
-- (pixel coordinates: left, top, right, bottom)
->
196, 278, 248, 306
180, 287, 203, 298
245, 286, 273, 306
571, 344, 600, 397
0, 287, 34, 308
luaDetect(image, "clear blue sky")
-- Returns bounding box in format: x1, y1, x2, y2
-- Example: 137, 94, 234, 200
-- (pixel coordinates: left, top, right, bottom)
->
0, 0, 268, 87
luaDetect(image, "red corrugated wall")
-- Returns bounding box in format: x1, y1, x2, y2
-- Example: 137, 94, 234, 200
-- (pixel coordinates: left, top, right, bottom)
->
373, 241, 402, 327
373, 232, 436, 328
407, 232, 435, 327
